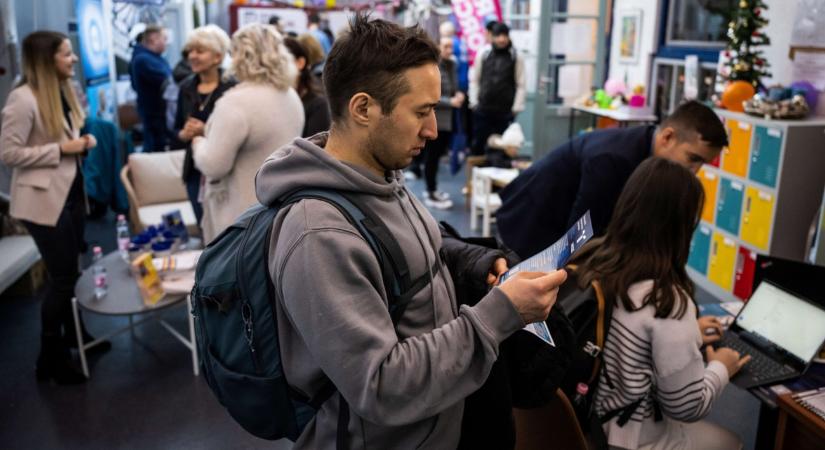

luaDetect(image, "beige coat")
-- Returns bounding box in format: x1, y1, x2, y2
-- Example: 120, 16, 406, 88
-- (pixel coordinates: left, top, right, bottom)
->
0, 84, 81, 226
193, 82, 303, 242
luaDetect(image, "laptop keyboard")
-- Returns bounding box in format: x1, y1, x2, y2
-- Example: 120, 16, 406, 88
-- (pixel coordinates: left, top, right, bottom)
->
718, 334, 795, 382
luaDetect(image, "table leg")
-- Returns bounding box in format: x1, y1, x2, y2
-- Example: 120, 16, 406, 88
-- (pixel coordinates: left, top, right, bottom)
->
755, 401, 779, 450
71, 297, 90, 378
187, 295, 199, 376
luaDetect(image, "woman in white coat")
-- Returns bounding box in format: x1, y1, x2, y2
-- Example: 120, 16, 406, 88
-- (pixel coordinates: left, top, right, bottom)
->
192, 23, 304, 242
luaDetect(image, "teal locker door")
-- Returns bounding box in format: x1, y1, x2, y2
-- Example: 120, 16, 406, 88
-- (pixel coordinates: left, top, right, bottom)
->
749, 126, 782, 187
688, 224, 712, 274
717, 178, 744, 235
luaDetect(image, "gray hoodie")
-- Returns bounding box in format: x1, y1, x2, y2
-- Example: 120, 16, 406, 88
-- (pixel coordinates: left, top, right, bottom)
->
255, 133, 524, 449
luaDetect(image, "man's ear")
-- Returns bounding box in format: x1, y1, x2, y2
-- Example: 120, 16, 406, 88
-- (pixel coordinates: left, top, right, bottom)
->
348, 92, 374, 127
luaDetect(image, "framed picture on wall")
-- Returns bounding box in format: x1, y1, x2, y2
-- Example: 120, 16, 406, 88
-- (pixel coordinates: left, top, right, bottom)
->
619, 9, 642, 64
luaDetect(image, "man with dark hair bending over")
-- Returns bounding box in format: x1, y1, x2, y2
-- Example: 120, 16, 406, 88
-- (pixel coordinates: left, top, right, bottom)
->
497, 100, 728, 260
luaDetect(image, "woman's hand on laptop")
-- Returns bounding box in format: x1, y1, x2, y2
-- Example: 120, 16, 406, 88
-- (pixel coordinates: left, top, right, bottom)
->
706, 346, 752, 378
698, 316, 724, 345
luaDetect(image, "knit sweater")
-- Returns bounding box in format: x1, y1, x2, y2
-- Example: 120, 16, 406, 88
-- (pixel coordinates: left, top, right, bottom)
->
595, 280, 730, 449
192, 82, 303, 242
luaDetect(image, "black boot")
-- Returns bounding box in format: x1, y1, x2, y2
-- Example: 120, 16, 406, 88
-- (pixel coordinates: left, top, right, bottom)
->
36, 334, 87, 385
63, 313, 112, 354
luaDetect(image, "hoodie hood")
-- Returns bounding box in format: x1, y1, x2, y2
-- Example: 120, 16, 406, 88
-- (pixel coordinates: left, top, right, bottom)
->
255, 132, 404, 205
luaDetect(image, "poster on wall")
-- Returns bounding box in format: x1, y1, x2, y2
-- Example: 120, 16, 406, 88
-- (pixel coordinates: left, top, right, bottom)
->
76, 0, 110, 83
236, 7, 309, 33
451, 0, 502, 65
618, 9, 642, 64
76, 0, 115, 121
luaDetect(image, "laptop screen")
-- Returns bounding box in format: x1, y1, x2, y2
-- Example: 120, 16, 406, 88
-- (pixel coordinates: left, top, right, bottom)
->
735, 281, 825, 363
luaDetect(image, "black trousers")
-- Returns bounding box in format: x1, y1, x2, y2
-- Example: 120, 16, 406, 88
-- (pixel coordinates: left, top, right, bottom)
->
22, 174, 86, 337
422, 131, 452, 193
471, 110, 512, 156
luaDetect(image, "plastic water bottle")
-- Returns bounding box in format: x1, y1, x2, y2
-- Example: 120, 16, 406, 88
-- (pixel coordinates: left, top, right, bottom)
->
92, 246, 107, 300
573, 382, 589, 407
116, 214, 130, 260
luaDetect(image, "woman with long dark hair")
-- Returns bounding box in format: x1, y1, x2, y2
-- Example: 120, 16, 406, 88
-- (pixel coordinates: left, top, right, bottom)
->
283, 36, 330, 138
1, 31, 101, 384
571, 158, 748, 449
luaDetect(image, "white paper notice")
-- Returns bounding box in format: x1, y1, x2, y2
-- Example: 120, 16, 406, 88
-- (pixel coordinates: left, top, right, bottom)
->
558, 65, 585, 98
792, 51, 825, 91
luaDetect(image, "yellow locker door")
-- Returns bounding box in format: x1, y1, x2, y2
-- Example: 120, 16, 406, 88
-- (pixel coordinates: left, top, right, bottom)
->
698, 168, 718, 224
741, 187, 775, 250
722, 119, 752, 177
708, 232, 737, 291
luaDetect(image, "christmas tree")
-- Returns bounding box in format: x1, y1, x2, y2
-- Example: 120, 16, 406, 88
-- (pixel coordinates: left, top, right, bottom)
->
724, 0, 772, 89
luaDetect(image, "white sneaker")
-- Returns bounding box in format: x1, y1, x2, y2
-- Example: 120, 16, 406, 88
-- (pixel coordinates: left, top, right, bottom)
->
424, 190, 450, 201
424, 194, 453, 210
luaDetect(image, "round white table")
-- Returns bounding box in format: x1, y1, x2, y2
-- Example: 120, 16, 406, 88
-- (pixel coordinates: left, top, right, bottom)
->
72, 251, 198, 378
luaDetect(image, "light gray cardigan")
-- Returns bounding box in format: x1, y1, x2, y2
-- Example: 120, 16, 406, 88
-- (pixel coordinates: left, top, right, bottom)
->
193, 81, 303, 242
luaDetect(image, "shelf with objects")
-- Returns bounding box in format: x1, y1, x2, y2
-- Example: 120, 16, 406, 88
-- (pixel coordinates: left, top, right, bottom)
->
687, 109, 825, 303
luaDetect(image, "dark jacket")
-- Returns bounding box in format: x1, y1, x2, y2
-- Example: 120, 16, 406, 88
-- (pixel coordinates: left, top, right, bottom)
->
438, 223, 575, 450
478, 45, 517, 114
129, 45, 172, 151
173, 72, 237, 182
300, 92, 331, 138
436, 58, 458, 133
129, 45, 171, 118
497, 126, 655, 259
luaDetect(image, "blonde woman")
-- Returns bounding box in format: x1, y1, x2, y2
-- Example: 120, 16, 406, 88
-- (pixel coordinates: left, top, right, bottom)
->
0, 31, 99, 384
192, 24, 303, 242
174, 24, 237, 224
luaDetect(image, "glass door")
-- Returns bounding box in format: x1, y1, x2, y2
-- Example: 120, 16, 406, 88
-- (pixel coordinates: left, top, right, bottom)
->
532, 0, 607, 158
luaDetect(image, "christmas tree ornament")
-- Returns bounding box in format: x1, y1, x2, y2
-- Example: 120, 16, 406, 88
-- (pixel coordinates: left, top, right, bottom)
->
722, 81, 756, 112
723, 0, 771, 90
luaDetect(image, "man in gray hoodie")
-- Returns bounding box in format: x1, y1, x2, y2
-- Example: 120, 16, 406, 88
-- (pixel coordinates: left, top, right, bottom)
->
254, 14, 567, 449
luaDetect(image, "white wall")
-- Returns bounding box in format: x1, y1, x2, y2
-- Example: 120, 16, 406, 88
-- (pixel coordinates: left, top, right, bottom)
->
761, 0, 799, 86
607, 0, 660, 89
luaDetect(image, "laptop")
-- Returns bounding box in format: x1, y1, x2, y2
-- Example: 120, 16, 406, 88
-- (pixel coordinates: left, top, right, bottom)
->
716, 280, 825, 389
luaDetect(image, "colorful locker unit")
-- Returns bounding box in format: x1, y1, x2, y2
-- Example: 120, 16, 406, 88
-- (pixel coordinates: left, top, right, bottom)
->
722, 119, 752, 178
716, 178, 744, 236
740, 187, 775, 250
749, 126, 782, 188
688, 225, 712, 275
698, 168, 718, 224
708, 232, 737, 291
733, 247, 757, 301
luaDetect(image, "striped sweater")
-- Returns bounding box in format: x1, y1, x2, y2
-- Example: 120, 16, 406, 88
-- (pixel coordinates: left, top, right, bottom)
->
594, 280, 730, 449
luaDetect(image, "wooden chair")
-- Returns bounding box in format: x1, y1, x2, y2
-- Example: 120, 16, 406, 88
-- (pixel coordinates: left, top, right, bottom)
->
120, 150, 198, 236
513, 389, 589, 450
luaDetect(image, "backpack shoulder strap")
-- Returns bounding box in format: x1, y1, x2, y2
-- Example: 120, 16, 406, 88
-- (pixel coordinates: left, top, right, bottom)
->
281, 188, 424, 327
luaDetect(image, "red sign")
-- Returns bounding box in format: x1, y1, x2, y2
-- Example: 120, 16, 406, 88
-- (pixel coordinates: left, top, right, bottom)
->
452, 0, 501, 64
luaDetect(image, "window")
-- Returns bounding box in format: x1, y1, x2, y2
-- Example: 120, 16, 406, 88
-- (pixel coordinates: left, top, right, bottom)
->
666, 0, 735, 47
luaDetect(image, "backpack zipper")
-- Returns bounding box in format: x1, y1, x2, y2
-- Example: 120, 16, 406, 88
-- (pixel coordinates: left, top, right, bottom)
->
236, 210, 265, 374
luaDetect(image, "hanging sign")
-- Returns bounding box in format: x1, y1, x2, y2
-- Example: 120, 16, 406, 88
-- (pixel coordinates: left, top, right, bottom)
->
452, 0, 501, 64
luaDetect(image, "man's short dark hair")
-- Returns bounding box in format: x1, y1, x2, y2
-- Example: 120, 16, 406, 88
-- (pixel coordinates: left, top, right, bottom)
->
485, 20, 499, 32
661, 100, 728, 148
139, 25, 163, 44
268, 15, 280, 26
323, 13, 439, 123
491, 22, 510, 36
308, 12, 321, 25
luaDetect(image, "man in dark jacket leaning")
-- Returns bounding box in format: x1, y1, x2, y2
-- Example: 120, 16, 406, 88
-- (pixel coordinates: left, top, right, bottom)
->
254, 14, 566, 449
129, 25, 172, 152
496, 100, 728, 259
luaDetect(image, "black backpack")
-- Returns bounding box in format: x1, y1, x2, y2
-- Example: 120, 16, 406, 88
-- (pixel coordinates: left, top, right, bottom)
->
191, 188, 435, 443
